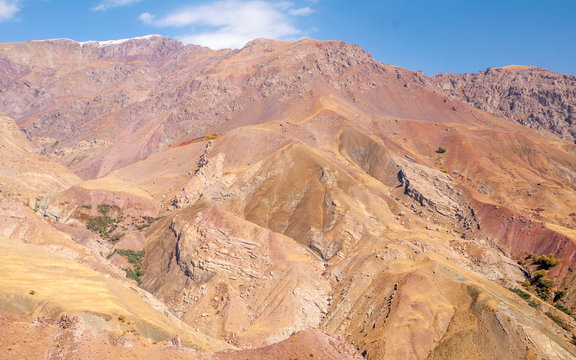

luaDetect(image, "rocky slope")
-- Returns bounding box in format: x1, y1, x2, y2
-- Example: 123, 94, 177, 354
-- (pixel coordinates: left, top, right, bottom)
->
0, 36, 576, 359
0, 114, 81, 202
427, 66, 576, 143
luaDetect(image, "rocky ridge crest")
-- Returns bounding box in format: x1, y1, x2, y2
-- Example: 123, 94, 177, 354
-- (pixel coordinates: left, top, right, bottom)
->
428, 66, 576, 142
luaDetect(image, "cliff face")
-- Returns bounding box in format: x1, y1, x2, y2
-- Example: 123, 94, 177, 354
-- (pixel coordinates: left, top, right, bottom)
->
428, 66, 576, 143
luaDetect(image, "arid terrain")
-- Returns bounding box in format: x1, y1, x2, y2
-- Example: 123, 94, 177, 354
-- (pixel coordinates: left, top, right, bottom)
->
427, 66, 576, 143
1, 36, 576, 359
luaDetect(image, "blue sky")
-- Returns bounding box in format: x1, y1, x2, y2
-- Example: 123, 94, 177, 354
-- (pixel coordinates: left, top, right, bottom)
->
0, 0, 575, 75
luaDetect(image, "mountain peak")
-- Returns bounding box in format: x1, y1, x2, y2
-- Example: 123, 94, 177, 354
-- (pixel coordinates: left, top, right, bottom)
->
26, 34, 171, 48
78, 34, 168, 47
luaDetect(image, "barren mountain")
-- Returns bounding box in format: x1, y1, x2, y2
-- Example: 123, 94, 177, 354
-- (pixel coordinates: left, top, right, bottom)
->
1, 36, 576, 359
427, 66, 576, 143
0, 114, 80, 202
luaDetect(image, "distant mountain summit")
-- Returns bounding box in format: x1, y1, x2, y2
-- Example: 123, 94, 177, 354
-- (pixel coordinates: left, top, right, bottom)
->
29, 34, 167, 46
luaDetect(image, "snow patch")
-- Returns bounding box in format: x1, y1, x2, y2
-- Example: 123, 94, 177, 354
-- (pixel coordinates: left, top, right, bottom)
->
80, 35, 165, 47
29, 35, 165, 48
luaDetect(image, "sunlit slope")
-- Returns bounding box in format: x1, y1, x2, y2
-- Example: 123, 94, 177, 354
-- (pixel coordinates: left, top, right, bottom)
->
0, 234, 230, 353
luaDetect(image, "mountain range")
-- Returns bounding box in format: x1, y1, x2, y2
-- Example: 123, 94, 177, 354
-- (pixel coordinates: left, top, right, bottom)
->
1, 35, 576, 359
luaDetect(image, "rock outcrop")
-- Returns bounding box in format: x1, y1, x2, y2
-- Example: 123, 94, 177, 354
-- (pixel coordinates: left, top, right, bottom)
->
397, 159, 479, 230
428, 66, 576, 143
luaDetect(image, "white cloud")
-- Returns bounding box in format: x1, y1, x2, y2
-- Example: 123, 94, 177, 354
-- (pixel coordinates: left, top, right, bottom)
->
0, 0, 20, 22
289, 6, 313, 16
139, 0, 314, 49
94, 0, 142, 12
139, 12, 154, 24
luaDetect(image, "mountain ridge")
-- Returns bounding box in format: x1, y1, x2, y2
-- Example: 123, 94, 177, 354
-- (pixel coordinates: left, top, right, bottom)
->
428, 66, 576, 143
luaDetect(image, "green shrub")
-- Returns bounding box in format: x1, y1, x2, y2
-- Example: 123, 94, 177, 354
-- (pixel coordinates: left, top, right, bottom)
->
554, 290, 567, 302
86, 204, 124, 242
114, 249, 145, 267
555, 304, 572, 315
97, 204, 111, 215
86, 216, 119, 241
124, 268, 144, 286
533, 269, 548, 280
112, 249, 145, 286
534, 254, 562, 269
509, 288, 531, 300
509, 288, 538, 308
537, 287, 550, 300
436, 146, 447, 154
97, 203, 120, 215
87, 216, 114, 234
537, 278, 554, 289
136, 216, 158, 231
108, 233, 125, 244
545, 312, 572, 331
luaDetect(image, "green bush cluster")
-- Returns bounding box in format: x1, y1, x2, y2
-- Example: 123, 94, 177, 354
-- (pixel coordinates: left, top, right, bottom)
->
136, 215, 160, 231
125, 268, 144, 286
529, 269, 553, 300
509, 288, 538, 308
545, 312, 572, 331
84, 203, 125, 243
109, 249, 145, 286
97, 203, 120, 216
108, 233, 125, 244
525, 262, 564, 301
115, 249, 144, 267
554, 290, 567, 303
555, 303, 572, 316
509, 288, 531, 300
436, 146, 447, 154
533, 269, 548, 279
531, 254, 562, 269
537, 287, 550, 301
86, 216, 118, 238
